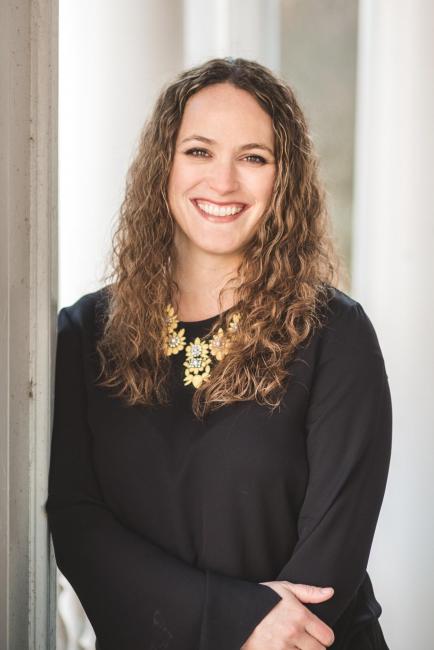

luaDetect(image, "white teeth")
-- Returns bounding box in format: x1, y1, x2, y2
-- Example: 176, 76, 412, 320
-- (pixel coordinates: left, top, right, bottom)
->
196, 201, 244, 217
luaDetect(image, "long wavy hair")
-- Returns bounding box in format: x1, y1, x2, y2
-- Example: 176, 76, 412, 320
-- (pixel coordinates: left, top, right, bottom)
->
95, 56, 343, 421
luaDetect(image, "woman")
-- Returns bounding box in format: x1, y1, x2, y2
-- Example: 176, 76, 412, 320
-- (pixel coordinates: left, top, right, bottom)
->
46, 57, 392, 650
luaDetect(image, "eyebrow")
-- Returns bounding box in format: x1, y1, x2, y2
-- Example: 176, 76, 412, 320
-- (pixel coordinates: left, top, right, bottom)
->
180, 135, 274, 156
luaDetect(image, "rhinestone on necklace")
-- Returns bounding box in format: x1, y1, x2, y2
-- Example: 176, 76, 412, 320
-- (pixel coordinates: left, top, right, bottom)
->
163, 304, 241, 388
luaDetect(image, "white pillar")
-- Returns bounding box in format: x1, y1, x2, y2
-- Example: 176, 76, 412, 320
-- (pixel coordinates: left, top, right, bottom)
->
59, 0, 183, 309
0, 1, 58, 649
352, 1, 434, 646
183, 0, 280, 71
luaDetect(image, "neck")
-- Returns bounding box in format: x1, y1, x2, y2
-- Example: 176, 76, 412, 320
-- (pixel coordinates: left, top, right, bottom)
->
171, 237, 241, 321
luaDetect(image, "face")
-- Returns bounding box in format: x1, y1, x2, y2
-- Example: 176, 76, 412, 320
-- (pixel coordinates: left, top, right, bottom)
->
167, 82, 276, 260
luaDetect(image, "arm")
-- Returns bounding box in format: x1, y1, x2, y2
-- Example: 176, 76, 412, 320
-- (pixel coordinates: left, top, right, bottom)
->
46, 307, 282, 650
274, 301, 392, 628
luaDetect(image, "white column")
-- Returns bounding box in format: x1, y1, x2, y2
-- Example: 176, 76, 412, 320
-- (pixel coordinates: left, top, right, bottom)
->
59, 0, 183, 309
183, 0, 280, 71
0, 1, 58, 649
352, 1, 434, 647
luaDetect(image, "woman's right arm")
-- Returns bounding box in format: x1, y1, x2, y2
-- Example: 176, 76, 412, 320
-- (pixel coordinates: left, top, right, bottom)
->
46, 307, 283, 650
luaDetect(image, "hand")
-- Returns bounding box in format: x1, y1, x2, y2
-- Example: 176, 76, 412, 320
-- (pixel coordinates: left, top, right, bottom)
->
241, 581, 335, 650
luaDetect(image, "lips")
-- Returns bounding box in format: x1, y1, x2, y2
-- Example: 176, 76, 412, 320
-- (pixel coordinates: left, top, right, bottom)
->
191, 199, 249, 223
190, 198, 249, 223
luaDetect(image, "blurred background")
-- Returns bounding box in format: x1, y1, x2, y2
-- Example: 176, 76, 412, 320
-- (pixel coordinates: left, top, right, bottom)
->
56, 0, 434, 648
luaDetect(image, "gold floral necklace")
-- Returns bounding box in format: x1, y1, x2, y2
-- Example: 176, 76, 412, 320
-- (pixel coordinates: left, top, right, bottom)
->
163, 304, 241, 389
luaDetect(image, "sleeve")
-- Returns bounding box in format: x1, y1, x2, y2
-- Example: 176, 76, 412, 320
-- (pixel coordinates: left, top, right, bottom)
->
45, 307, 282, 650
275, 301, 392, 628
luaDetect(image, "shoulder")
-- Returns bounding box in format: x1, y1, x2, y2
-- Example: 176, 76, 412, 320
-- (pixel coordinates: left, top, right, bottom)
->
58, 285, 110, 338
319, 285, 384, 360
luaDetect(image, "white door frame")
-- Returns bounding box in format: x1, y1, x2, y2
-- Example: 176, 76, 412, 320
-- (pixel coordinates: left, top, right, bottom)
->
0, 1, 58, 648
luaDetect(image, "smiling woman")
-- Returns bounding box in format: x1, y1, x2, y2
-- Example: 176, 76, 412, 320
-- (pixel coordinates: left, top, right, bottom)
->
46, 57, 391, 650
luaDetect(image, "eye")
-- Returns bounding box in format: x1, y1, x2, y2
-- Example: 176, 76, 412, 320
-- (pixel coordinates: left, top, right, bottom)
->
184, 147, 210, 158
244, 154, 267, 164
183, 148, 267, 164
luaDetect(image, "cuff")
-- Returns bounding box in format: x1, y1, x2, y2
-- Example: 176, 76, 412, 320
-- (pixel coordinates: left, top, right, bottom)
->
200, 569, 283, 650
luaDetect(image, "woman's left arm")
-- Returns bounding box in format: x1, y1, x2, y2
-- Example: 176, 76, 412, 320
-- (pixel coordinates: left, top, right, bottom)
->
275, 301, 392, 628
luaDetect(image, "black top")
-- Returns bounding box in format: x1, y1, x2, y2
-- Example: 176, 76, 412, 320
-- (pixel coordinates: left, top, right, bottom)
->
45, 285, 392, 650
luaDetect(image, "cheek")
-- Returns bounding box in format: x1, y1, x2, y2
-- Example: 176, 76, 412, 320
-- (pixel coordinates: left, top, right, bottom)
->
169, 161, 202, 197
259, 171, 276, 203
242, 168, 275, 204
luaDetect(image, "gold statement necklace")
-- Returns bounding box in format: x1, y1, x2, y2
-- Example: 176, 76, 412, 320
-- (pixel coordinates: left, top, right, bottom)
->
163, 303, 241, 389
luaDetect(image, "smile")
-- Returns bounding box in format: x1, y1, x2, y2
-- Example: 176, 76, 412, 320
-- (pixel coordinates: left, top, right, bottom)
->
191, 198, 248, 222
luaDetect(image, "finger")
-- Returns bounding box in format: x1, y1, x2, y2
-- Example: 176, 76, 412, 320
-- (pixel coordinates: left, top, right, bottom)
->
284, 581, 334, 603
305, 616, 335, 647
294, 630, 327, 650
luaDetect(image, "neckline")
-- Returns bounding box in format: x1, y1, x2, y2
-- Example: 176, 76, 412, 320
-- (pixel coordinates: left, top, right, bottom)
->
178, 308, 231, 327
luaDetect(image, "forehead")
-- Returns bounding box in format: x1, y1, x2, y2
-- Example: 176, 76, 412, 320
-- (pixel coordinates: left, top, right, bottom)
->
178, 83, 273, 142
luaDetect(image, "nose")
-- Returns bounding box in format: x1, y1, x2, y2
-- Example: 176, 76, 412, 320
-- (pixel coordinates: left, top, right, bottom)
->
207, 158, 240, 195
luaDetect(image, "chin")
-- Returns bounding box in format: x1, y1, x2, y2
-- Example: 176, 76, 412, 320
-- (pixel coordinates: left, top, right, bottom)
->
176, 223, 244, 256
198, 231, 243, 250
199, 244, 240, 256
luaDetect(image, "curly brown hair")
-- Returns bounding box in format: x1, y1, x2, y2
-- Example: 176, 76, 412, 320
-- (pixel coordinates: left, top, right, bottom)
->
96, 56, 343, 421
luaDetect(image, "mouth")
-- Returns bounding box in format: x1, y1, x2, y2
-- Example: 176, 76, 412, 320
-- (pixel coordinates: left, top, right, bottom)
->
190, 198, 249, 223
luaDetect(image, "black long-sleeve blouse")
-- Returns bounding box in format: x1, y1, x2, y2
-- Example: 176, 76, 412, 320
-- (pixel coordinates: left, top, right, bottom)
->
45, 285, 392, 650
